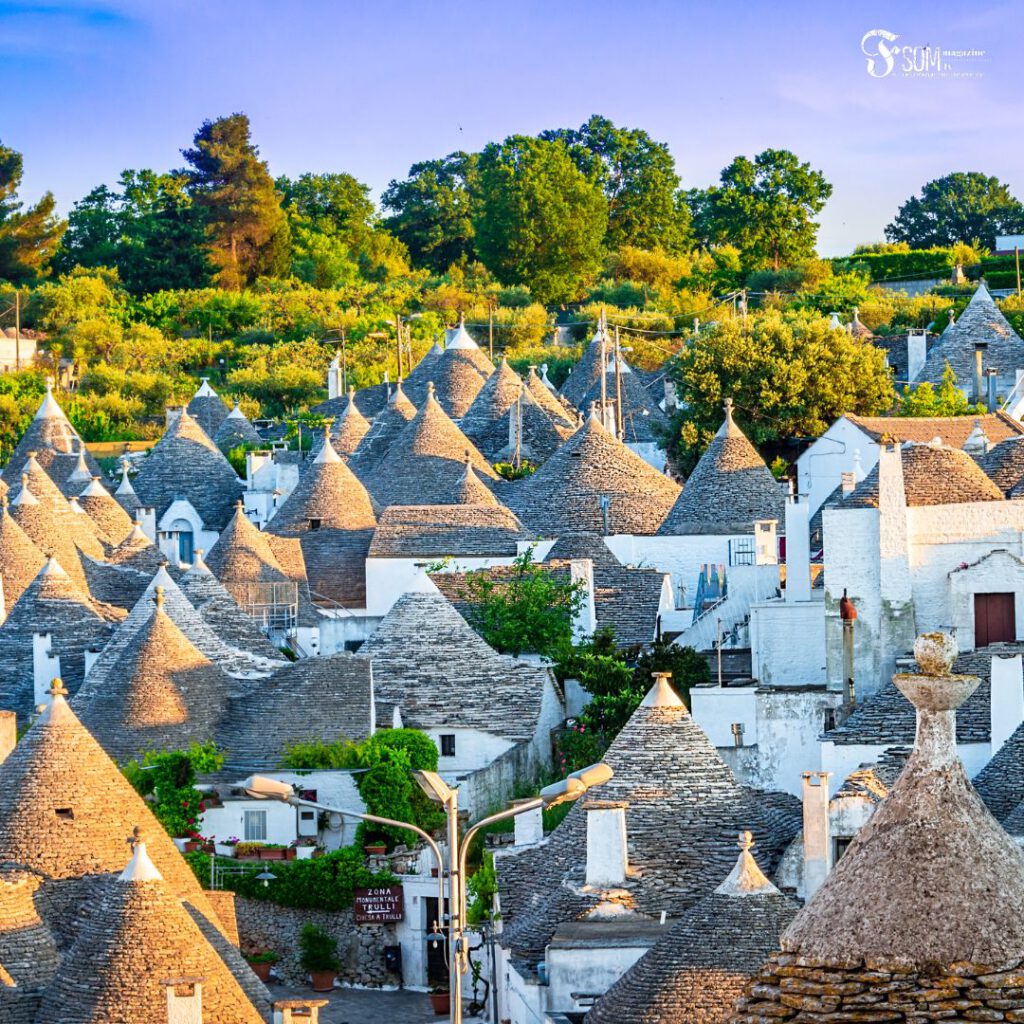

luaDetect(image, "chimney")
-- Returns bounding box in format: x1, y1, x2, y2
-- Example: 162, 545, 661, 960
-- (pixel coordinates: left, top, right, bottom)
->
974, 343, 988, 405
274, 1000, 328, 1024
840, 471, 856, 496
784, 497, 811, 603
32, 634, 60, 709
986, 368, 998, 413
512, 800, 544, 847
246, 449, 272, 487
0, 711, 15, 764
906, 329, 927, 383
801, 771, 832, 899
165, 405, 184, 429
327, 354, 343, 400
83, 647, 102, 678
163, 977, 204, 1024
990, 654, 1024, 755
585, 800, 628, 887
877, 444, 912, 611
569, 559, 597, 643
138, 506, 157, 541
839, 589, 857, 706
754, 519, 777, 565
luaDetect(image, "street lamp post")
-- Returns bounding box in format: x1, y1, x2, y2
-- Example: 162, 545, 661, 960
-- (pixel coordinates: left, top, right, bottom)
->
242, 762, 612, 1024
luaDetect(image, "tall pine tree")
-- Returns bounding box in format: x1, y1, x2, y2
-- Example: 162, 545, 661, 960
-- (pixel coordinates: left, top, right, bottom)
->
0, 140, 65, 283
181, 114, 289, 289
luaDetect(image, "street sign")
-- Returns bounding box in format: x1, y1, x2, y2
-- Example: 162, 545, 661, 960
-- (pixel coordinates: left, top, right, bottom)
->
354, 886, 405, 924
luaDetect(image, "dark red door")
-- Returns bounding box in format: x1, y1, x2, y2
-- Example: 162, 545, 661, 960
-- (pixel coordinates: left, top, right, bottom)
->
975, 593, 1016, 647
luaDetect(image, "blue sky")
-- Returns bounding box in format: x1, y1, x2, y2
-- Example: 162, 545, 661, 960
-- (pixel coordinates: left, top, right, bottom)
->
2, 0, 1020, 255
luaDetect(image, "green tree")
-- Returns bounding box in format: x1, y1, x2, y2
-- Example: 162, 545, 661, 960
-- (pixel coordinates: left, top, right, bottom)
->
53, 184, 121, 273
670, 310, 893, 463
382, 152, 479, 273
897, 362, 984, 416
690, 149, 832, 271
474, 135, 607, 304
181, 114, 290, 289
457, 549, 585, 659
0, 140, 65, 283
886, 172, 1024, 251
542, 115, 690, 252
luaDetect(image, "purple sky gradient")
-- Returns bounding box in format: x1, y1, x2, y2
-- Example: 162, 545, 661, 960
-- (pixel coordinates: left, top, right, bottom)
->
3, 0, 1021, 255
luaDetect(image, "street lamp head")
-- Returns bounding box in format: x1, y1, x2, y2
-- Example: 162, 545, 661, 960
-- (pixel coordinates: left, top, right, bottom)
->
241, 775, 296, 802
540, 762, 613, 807
413, 770, 454, 805
255, 870, 276, 888
568, 762, 614, 790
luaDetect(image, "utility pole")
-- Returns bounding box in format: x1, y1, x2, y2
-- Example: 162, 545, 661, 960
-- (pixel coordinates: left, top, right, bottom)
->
13, 288, 20, 372
1016, 245, 1021, 298
340, 330, 348, 394
394, 314, 404, 379
488, 299, 494, 362
614, 325, 624, 439
599, 312, 608, 429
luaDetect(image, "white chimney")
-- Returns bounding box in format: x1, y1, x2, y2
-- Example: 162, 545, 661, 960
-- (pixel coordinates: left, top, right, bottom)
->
0, 711, 15, 764
32, 633, 60, 709
585, 800, 628, 887
139, 506, 157, 541
83, 647, 102, 678
877, 444, 912, 608
569, 559, 596, 643
327, 355, 343, 401
906, 329, 927, 383
801, 771, 832, 900
990, 654, 1024, 755
165, 405, 184, 429
164, 978, 203, 1024
513, 800, 544, 847
246, 449, 272, 488
754, 519, 778, 565
784, 497, 811, 603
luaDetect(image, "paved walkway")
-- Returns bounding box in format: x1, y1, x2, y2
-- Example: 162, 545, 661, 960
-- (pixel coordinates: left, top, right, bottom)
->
266, 982, 484, 1024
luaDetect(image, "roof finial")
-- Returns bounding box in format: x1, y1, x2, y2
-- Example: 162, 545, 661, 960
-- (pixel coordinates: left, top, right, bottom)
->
154, 585, 165, 611
127, 825, 142, 852
737, 830, 754, 852
49, 678, 68, 699
427, 381, 436, 398
347, 385, 356, 399
723, 397, 734, 425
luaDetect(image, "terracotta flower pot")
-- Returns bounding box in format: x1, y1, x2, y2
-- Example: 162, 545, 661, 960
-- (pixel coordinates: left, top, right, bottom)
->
261, 847, 285, 861
310, 969, 335, 992
429, 991, 450, 1015
247, 960, 273, 982
364, 844, 386, 856
183, 841, 201, 853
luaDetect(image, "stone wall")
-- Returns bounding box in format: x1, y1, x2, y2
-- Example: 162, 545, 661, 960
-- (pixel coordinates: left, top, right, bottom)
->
234, 896, 400, 988
731, 952, 1024, 1022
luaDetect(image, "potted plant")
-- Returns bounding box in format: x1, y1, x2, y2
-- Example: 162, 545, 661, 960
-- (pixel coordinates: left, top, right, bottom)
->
215, 836, 240, 857
234, 842, 264, 860
363, 835, 387, 856
245, 950, 279, 983
299, 922, 339, 992
429, 986, 450, 1015
259, 844, 286, 862
292, 837, 317, 860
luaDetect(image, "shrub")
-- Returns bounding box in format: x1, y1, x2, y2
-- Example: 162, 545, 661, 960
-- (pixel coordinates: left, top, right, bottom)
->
299, 923, 340, 972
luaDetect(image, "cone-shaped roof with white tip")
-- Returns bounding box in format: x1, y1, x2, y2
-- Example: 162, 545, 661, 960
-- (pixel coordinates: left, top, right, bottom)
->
79, 475, 135, 545
459, 358, 525, 458
313, 386, 371, 458
35, 825, 265, 1024
0, 493, 46, 610
349, 380, 418, 474
185, 376, 231, 438
453, 453, 500, 506
428, 317, 495, 418
213, 401, 261, 450
365, 382, 498, 506
587, 831, 798, 1024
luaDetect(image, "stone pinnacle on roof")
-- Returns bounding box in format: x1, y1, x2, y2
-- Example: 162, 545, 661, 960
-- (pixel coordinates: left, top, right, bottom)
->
205, 501, 289, 591
715, 831, 780, 896
783, 631, 1024, 964
454, 451, 500, 506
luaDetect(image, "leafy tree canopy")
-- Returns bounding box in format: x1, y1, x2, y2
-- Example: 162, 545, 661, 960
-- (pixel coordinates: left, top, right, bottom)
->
475, 135, 608, 304
896, 361, 984, 417
886, 172, 1024, 251
541, 115, 690, 253
382, 151, 479, 274
690, 149, 832, 272
0, 140, 65, 284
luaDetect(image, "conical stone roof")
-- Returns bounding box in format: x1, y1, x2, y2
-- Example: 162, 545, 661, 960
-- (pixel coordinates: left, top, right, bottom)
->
428, 320, 495, 419
504, 412, 681, 535
919, 283, 1024, 388
453, 454, 500, 506
498, 676, 800, 971
0, 868, 59, 1004
78, 475, 135, 545
213, 402, 261, 450
0, 557, 121, 717
0, 495, 47, 610
559, 318, 612, 409
317, 387, 371, 458
459, 358, 524, 458
36, 834, 264, 1024
586, 832, 800, 1024
364, 383, 498, 506
525, 365, 577, 428
107, 521, 165, 574
185, 377, 230, 439
580, 364, 669, 445
980, 435, 1024, 496
1, 383, 102, 488
497, 385, 575, 465
350, 380, 417, 475
659, 400, 785, 536
73, 587, 234, 763
402, 338, 444, 403
204, 503, 292, 611
113, 461, 142, 515
133, 408, 243, 530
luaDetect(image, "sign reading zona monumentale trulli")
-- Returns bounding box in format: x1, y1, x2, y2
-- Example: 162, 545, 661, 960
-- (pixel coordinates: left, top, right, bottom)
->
353, 886, 405, 924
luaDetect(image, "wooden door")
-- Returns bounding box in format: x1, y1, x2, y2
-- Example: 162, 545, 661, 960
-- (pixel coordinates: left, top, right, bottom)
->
975, 593, 1016, 647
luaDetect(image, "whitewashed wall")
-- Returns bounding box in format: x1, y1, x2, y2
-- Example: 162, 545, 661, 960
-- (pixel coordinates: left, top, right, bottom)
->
750, 598, 827, 686
796, 418, 878, 517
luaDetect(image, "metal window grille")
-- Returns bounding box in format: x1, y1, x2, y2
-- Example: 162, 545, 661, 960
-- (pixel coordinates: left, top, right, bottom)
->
729, 537, 756, 566
230, 581, 298, 632
440, 734, 456, 757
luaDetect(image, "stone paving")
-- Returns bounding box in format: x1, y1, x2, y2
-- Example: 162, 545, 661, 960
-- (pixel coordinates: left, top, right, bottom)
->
267, 982, 485, 1024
